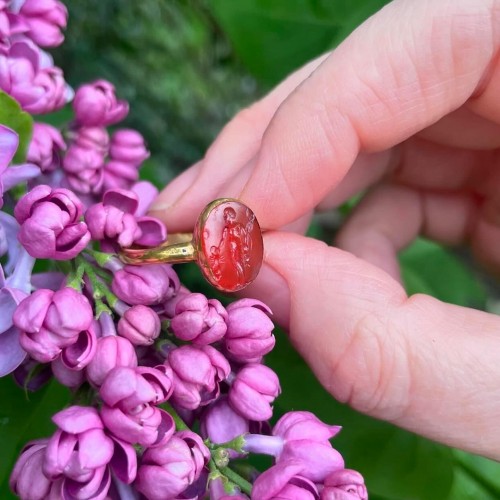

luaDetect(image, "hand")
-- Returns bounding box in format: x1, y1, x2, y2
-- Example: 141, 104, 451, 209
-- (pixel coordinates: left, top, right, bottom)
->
151, 0, 500, 461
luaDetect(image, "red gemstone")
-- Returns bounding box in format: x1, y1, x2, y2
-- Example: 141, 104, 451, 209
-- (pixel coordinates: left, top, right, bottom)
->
195, 199, 263, 292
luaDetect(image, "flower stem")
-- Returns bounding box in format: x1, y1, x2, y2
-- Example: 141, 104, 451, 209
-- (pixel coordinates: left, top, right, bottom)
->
219, 465, 252, 495
75, 255, 118, 317
66, 259, 85, 291
160, 401, 188, 431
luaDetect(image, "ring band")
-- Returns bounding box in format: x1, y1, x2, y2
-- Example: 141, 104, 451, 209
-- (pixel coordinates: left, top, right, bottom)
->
119, 198, 264, 293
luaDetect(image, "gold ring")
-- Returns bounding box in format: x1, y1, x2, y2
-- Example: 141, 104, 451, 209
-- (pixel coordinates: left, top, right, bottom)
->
120, 198, 263, 293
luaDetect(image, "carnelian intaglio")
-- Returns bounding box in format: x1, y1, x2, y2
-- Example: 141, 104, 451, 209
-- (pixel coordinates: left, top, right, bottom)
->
194, 199, 263, 293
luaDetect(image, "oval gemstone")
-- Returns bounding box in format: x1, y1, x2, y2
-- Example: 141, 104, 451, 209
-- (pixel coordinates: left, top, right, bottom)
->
195, 199, 263, 292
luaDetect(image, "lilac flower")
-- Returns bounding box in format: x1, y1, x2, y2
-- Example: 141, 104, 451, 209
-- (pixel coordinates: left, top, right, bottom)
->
73, 126, 109, 153
85, 188, 166, 250
0, 248, 35, 376
112, 263, 179, 306
62, 141, 105, 195
0, 1, 9, 42
100, 366, 175, 447
162, 284, 191, 318
228, 364, 280, 421
13, 287, 93, 362
165, 345, 230, 410
117, 304, 161, 346
171, 293, 228, 345
109, 129, 149, 166
58, 318, 98, 370
0, 39, 68, 114
244, 412, 344, 483
321, 469, 368, 500
73, 80, 128, 127
135, 431, 210, 500
27, 123, 66, 173
17, 0, 68, 48
251, 461, 319, 500
131, 180, 159, 216
224, 299, 275, 363
41, 405, 137, 498
44, 405, 113, 480
209, 477, 249, 500
86, 334, 138, 387
14, 184, 90, 259
0, 124, 40, 209
102, 129, 149, 191
0, 267, 27, 377
9, 439, 52, 500
51, 355, 85, 388
200, 396, 249, 458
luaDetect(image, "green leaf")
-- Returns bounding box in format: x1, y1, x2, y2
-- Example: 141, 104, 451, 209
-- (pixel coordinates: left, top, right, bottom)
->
0, 377, 70, 496
448, 450, 500, 499
267, 330, 455, 500
209, 0, 391, 85
400, 239, 487, 308
0, 91, 33, 163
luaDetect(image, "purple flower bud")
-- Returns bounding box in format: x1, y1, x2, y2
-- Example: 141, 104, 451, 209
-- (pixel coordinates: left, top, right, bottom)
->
251, 461, 319, 500
109, 129, 149, 166
14, 185, 90, 260
100, 366, 175, 447
73, 126, 109, 153
73, 80, 129, 127
63, 142, 105, 195
14, 287, 93, 363
10, 439, 52, 500
27, 123, 65, 172
163, 285, 191, 318
171, 293, 228, 344
52, 356, 85, 388
321, 469, 368, 500
210, 477, 249, 499
135, 432, 209, 500
59, 319, 98, 370
224, 299, 275, 363
103, 159, 139, 191
0, 41, 69, 114
165, 345, 230, 410
228, 364, 280, 421
200, 397, 248, 458
44, 406, 114, 481
273, 412, 344, 483
85, 198, 140, 249
50, 467, 111, 500
0, 2, 9, 42
176, 430, 210, 479
86, 335, 138, 387
117, 304, 161, 346
273, 412, 341, 442
18, 0, 68, 47
112, 264, 179, 306
85, 188, 165, 250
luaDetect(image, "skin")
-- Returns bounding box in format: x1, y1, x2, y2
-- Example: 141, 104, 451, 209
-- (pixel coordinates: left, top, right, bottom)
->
151, 0, 500, 461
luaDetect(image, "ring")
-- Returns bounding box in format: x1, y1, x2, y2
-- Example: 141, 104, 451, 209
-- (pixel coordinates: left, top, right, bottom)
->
119, 198, 264, 293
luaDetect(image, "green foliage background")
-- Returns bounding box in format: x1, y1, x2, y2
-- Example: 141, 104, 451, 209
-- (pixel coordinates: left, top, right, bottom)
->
1, 1, 500, 498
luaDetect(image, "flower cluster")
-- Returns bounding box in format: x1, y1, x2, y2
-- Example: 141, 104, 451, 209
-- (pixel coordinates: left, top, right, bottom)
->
0, 1, 368, 499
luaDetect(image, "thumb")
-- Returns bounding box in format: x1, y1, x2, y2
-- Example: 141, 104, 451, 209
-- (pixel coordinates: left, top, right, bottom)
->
261, 231, 500, 460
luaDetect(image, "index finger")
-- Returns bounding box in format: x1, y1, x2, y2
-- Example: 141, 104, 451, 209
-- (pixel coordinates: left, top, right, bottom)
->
239, 0, 500, 228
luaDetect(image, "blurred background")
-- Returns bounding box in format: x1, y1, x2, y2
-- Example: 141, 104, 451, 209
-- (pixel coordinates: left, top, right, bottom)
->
2, 1, 500, 498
